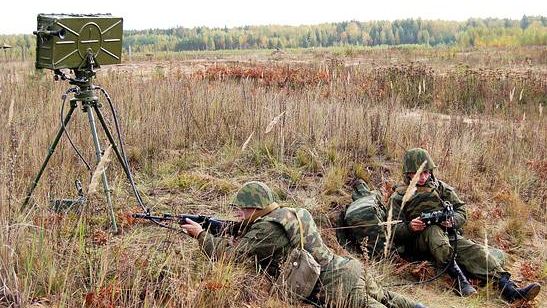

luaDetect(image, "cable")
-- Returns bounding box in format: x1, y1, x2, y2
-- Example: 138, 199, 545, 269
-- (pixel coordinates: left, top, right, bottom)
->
95, 86, 179, 231
52, 69, 176, 231
60, 87, 92, 171
386, 226, 458, 287
95, 87, 145, 207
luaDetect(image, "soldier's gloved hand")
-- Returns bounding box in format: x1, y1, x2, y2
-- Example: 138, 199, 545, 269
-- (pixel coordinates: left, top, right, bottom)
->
180, 218, 203, 238
409, 217, 426, 232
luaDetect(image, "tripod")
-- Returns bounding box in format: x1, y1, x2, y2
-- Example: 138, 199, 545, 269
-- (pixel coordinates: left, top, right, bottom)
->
22, 57, 145, 233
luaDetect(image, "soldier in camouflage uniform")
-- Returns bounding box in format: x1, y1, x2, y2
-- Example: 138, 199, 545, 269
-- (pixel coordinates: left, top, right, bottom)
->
337, 179, 388, 257
389, 148, 541, 302
182, 181, 426, 308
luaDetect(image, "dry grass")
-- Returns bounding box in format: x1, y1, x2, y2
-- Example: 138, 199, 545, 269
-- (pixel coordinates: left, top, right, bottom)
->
0, 46, 545, 307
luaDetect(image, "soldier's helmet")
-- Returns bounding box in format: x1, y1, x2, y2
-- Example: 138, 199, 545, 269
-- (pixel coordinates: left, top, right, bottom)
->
402, 148, 437, 173
231, 181, 276, 209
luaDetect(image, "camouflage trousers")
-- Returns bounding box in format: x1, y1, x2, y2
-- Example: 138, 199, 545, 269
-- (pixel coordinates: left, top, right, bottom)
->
414, 225, 507, 280
320, 256, 417, 308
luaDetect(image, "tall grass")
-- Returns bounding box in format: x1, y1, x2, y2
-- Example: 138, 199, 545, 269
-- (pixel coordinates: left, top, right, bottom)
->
0, 47, 545, 307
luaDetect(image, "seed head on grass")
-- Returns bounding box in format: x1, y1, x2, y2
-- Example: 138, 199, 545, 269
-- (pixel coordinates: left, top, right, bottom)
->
88, 145, 113, 195
241, 132, 254, 152
265, 111, 285, 134
384, 160, 427, 258
6, 99, 15, 128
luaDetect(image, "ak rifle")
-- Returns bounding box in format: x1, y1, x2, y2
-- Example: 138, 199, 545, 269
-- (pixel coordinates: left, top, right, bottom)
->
133, 212, 242, 236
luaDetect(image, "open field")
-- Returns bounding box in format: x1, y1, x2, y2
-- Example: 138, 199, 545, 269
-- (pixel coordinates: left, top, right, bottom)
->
0, 46, 546, 307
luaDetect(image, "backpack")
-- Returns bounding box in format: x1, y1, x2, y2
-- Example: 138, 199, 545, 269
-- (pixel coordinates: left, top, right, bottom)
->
337, 180, 387, 257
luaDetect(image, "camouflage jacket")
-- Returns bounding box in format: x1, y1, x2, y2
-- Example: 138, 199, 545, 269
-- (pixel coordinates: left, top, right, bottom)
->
388, 179, 467, 242
197, 207, 338, 277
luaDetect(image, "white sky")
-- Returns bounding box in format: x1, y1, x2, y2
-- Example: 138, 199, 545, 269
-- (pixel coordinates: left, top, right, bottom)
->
1, 0, 545, 35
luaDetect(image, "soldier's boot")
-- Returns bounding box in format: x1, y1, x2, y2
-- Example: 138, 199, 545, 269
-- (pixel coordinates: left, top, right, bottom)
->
498, 274, 541, 303
350, 178, 372, 200
446, 261, 477, 297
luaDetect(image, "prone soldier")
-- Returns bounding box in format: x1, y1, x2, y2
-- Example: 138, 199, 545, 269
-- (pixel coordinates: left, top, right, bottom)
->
181, 181, 426, 308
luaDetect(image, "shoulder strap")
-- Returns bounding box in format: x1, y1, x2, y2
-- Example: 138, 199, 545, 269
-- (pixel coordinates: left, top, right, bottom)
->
262, 206, 305, 250
395, 185, 408, 195
293, 210, 305, 250
430, 179, 447, 203
244, 202, 280, 225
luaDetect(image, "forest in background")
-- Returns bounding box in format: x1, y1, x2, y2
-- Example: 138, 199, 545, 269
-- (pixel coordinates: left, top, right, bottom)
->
1, 16, 546, 54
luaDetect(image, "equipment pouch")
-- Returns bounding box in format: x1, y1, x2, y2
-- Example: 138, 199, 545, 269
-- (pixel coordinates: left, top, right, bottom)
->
274, 210, 320, 302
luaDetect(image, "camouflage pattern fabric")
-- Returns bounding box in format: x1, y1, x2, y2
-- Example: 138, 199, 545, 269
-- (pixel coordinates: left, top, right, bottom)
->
262, 207, 335, 266
341, 180, 387, 257
389, 178, 508, 280
402, 148, 437, 173
413, 225, 507, 279
351, 179, 374, 201
198, 206, 419, 308
390, 179, 467, 233
320, 257, 416, 308
230, 181, 277, 209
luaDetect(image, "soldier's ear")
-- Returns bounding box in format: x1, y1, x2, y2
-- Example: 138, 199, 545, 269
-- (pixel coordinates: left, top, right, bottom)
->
404, 173, 412, 182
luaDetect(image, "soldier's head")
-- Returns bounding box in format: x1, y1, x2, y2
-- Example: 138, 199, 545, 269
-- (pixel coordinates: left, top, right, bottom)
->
402, 148, 436, 185
230, 181, 277, 219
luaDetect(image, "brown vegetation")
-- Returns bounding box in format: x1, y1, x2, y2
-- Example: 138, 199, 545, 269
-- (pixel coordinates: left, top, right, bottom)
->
0, 46, 545, 307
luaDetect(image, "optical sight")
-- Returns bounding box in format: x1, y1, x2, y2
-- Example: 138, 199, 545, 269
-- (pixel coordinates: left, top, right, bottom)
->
34, 14, 123, 70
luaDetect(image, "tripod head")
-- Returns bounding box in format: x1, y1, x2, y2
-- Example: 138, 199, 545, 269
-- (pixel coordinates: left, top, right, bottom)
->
53, 49, 100, 105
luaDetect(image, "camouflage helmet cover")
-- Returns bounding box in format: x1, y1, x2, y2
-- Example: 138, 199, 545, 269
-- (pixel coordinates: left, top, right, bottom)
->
402, 148, 437, 173
231, 181, 276, 209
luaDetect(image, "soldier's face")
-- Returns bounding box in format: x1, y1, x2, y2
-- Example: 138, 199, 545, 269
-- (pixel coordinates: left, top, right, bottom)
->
407, 170, 431, 185
235, 207, 257, 220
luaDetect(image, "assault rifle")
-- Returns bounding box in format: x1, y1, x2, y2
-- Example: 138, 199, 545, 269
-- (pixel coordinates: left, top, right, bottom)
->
389, 201, 458, 288
132, 212, 242, 236
419, 201, 455, 226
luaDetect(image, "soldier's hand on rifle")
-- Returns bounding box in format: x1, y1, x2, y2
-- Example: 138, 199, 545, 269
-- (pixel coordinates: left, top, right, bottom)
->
440, 218, 454, 228
409, 217, 426, 232
180, 218, 203, 238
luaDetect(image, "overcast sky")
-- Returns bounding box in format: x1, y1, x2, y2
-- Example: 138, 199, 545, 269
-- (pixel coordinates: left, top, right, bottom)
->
1, 0, 545, 34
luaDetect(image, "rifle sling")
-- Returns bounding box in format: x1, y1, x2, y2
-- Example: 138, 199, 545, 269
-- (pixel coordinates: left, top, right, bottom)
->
242, 202, 280, 226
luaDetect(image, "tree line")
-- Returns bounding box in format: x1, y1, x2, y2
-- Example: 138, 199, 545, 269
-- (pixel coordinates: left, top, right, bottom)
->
123, 16, 546, 52
1, 16, 545, 55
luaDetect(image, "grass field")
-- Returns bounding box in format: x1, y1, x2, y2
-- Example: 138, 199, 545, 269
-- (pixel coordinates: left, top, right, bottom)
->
0, 46, 545, 307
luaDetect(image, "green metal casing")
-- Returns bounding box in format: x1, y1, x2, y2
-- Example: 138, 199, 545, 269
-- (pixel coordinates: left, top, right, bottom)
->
35, 14, 123, 69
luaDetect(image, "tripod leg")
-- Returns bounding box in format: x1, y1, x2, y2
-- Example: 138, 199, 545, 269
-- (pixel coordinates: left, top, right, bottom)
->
92, 105, 145, 208
22, 103, 77, 208
85, 106, 118, 233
